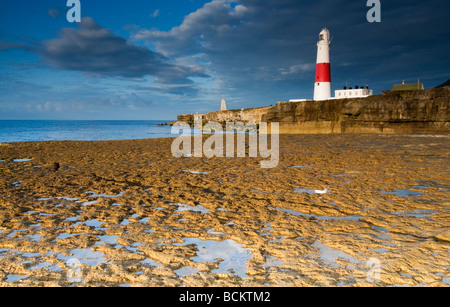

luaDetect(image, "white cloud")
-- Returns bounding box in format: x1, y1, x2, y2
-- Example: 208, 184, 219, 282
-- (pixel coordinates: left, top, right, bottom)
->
280, 64, 315, 76
151, 9, 160, 18
48, 8, 60, 19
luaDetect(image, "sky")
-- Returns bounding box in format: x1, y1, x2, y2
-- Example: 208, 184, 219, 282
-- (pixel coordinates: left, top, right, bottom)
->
0, 0, 449, 120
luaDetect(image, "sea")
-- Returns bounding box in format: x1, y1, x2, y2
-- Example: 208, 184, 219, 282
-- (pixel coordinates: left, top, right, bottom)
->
0, 120, 177, 143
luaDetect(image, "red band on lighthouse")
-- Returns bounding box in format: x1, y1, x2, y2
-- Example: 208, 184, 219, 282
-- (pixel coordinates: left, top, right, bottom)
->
315, 63, 331, 83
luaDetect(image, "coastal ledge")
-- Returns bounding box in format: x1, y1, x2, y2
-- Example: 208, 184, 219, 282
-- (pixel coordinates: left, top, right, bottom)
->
177, 87, 450, 134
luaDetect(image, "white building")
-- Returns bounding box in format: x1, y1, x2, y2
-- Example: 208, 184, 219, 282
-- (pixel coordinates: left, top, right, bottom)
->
335, 86, 373, 99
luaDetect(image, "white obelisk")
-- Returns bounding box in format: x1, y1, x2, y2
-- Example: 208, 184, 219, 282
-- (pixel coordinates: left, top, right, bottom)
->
221, 99, 227, 111
313, 28, 332, 101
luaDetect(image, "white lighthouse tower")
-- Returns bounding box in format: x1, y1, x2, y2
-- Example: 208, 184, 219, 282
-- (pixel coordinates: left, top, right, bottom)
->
314, 28, 332, 101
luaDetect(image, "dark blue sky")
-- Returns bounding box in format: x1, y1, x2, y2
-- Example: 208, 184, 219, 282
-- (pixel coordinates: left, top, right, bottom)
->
1, 0, 449, 120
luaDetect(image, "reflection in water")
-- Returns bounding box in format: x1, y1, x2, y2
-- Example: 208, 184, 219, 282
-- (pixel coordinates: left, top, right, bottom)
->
175, 238, 252, 278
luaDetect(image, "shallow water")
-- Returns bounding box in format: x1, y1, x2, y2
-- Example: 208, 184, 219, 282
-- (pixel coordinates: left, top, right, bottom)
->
311, 241, 363, 268
56, 248, 105, 266
85, 191, 125, 198
6, 274, 29, 283
183, 170, 208, 175
175, 266, 199, 278
12, 159, 33, 162
274, 207, 361, 221
390, 209, 437, 220
175, 238, 252, 278
294, 188, 330, 194
84, 219, 106, 228
171, 203, 210, 214
381, 189, 425, 197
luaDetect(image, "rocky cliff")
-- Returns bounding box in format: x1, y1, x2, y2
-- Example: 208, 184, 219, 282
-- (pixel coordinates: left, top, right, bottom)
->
177, 87, 450, 134
177, 106, 272, 126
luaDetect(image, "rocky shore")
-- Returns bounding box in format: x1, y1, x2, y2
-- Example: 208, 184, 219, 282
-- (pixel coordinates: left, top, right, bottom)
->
177, 87, 450, 134
0, 134, 449, 286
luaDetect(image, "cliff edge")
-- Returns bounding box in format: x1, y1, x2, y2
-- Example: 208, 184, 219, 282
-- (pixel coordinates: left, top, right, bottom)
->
178, 87, 450, 134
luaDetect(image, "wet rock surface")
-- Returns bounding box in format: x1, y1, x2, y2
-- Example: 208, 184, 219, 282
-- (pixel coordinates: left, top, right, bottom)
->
0, 134, 449, 287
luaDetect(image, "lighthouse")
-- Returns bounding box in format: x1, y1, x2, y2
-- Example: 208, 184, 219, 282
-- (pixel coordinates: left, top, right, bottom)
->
313, 28, 332, 101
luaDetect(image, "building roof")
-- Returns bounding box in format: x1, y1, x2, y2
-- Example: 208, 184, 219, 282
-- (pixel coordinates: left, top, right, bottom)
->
391, 82, 424, 91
